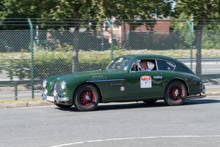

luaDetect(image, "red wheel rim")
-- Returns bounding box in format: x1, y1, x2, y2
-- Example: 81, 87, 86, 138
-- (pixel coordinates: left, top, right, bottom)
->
79, 89, 96, 107
168, 85, 183, 102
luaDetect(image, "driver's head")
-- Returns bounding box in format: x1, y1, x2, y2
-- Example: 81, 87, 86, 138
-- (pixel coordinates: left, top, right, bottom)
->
140, 60, 148, 70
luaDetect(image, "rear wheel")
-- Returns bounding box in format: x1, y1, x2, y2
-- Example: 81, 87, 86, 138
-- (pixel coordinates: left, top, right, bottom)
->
164, 80, 187, 106
74, 84, 100, 111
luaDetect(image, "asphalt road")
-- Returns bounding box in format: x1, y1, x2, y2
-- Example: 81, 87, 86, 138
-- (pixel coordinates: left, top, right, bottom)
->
1, 96, 220, 147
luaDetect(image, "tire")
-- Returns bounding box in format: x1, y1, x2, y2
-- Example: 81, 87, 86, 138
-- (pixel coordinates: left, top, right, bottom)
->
74, 84, 100, 111
164, 80, 187, 106
55, 104, 72, 108
143, 100, 157, 104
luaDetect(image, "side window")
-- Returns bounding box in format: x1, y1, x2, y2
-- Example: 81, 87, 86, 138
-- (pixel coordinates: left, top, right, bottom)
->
157, 60, 175, 71
131, 59, 157, 72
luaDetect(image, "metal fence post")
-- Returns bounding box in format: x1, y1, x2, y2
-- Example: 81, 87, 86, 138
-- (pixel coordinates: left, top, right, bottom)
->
12, 81, 18, 100
107, 20, 113, 61
28, 18, 34, 99
186, 20, 193, 70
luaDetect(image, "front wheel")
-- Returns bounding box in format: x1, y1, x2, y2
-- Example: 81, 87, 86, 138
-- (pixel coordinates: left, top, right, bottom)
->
164, 80, 187, 106
74, 84, 100, 111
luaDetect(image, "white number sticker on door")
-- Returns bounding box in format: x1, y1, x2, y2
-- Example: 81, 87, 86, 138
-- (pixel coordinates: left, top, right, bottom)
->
140, 76, 152, 88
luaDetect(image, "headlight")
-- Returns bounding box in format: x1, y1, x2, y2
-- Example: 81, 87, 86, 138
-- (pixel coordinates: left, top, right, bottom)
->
61, 81, 66, 90
53, 90, 57, 96
44, 89, 48, 95
43, 80, 47, 88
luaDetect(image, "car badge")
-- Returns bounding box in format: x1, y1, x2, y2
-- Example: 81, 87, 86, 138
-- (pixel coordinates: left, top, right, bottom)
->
120, 86, 125, 91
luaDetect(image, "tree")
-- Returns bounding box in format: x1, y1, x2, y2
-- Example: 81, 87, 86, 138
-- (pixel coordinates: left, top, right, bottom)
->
0, 0, 38, 30
174, 0, 220, 75
0, 0, 13, 19
3, 0, 172, 72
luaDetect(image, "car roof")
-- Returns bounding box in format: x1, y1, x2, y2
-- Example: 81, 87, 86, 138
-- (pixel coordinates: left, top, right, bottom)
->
119, 54, 177, 63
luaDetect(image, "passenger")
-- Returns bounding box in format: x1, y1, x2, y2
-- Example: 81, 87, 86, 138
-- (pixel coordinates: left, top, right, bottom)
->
140, 60, 151, 71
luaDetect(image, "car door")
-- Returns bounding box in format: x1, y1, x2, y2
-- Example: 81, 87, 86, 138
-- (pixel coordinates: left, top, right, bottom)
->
124, 59, 163, 101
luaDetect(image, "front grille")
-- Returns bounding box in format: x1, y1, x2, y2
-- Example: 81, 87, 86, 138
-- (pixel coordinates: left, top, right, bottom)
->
53, 81, 61, 93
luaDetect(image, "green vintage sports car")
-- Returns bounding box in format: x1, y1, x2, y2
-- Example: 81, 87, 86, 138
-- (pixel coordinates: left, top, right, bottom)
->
42, 54, 205, 111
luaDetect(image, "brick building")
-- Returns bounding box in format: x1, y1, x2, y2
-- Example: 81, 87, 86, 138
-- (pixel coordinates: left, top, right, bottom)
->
103, 15, 170, 48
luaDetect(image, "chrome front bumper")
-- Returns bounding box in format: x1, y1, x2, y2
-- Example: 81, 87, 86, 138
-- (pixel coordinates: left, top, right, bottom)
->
56, 97, 69, 102
42, 90, 69, 102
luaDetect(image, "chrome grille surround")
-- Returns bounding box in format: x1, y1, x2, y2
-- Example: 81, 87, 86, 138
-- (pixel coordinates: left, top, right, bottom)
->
53, 81, 61, 96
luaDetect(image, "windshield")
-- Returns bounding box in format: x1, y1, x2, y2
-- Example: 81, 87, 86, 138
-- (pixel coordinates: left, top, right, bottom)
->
107, 57, 132, 71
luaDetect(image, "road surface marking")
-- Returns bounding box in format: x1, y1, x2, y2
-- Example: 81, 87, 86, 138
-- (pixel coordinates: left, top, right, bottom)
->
51, 135, 220, 147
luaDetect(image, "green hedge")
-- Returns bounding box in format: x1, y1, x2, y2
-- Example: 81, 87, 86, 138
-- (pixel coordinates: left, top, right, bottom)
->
0, 52, 109, 81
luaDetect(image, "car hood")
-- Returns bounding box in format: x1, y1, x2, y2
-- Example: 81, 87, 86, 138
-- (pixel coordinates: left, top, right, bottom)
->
51, 69, 125, 82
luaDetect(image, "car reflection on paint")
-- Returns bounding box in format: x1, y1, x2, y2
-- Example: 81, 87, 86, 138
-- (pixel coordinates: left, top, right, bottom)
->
42, 54, 206, 111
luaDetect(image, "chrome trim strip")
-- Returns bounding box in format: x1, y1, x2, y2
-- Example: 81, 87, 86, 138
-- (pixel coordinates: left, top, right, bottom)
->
129, 59, 136, 72
137, 60, 140, 71
111, 83, 122, 86
155, 59, 159, 71
156, 70, 175, 72
87, 79, 125, 83
130, 70, 159, 73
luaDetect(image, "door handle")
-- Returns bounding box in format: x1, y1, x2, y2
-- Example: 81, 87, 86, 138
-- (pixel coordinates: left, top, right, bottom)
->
153, 76, 163, 79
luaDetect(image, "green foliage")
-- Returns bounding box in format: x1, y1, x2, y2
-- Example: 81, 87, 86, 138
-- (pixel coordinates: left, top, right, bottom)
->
0, 0, 172, 30
14, 55, 29, 80
0, 0, 13, 19
33, 54, 72, 79
202, 30, 220, 49
113, 44, 120, 50
171, 12, 220, 49
215, 43, 220, 49
79, 62, 109, 71
1, 49, 110, 81
2, 53, 30, 81
202, 40, 214, 49
174, 0, 220, 20
4, 59, 14, 80
54, 43, 73, 52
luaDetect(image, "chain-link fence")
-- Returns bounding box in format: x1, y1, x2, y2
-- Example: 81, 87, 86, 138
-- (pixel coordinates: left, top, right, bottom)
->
1, 24, 220, 100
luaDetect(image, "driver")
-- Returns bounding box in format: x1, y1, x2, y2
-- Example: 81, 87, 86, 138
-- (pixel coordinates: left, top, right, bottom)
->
140, 60, 151, 71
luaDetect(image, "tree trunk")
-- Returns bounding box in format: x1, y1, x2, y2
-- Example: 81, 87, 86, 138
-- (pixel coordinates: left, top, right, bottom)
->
72, 7, 81, 73
195, 21, 204, 75
72, 31, 79, 72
